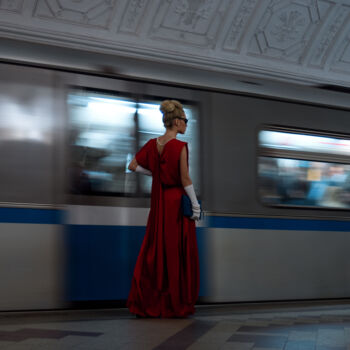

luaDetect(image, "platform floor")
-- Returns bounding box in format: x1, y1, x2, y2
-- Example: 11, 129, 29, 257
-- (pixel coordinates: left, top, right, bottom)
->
1, 301, 350, 349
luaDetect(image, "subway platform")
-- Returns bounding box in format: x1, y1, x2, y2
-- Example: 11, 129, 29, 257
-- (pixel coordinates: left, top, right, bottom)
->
1, 301, 350, 349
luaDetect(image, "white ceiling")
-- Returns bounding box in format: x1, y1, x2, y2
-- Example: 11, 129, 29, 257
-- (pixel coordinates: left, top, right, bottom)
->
1, 0, 350, 86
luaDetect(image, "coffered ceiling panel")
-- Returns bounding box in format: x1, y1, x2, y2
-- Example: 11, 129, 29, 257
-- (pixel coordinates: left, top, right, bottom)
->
33, 0, 117, 28
0, 0, 23, 12
1, 0, 350, 86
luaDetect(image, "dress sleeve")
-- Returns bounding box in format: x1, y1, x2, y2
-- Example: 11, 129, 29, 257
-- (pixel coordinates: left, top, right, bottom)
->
135, 140, 151, 170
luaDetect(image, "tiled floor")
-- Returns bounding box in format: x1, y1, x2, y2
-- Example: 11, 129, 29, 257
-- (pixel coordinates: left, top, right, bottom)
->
1, 300, 350, 349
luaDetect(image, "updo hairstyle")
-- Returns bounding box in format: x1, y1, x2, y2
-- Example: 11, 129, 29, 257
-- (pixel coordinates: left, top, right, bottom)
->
160, 100, 184, 128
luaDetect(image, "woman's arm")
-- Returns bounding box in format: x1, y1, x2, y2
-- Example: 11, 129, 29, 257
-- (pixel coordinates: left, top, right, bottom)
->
180, 146, 192, 187
180, 146, 200, 220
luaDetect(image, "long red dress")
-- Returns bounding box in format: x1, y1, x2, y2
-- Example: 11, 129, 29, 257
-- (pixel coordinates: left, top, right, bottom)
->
127, 138, 199, 317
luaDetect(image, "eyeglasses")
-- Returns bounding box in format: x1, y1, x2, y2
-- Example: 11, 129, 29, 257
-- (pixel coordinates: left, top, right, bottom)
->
176, 117, 188, 124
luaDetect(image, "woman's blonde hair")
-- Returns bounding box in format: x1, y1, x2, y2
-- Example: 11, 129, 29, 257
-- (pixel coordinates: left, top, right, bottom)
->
160, 100, 184, 128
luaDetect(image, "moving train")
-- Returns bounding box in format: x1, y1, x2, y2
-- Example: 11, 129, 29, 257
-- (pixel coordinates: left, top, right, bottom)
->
1, 51, 350, 311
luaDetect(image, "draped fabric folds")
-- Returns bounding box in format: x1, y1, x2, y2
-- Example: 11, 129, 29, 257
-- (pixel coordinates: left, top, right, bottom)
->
127, 138, 199, 318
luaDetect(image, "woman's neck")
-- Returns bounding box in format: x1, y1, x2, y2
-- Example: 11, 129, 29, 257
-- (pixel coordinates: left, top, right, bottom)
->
163, 129, 177, 139
157, 130, 177, 147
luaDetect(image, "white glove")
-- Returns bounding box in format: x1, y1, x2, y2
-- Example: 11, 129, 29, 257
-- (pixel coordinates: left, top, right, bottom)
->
191, 204, 201, 221
135, 165, 152, 176
184, 184, 201, 221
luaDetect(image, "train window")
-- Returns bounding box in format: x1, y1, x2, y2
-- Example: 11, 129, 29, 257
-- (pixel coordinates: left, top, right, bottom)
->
258, 128, 350, 209
67, 90, 200, 196
68, 91, 137, 195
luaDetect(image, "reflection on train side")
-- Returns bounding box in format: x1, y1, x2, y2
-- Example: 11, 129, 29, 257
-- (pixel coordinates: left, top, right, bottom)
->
259, 130, 350, 156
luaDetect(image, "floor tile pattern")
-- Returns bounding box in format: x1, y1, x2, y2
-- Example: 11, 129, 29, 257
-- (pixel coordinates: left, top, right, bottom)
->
154, 320, 216, 350
0, 328, 102, 342
1, 301, 350, 349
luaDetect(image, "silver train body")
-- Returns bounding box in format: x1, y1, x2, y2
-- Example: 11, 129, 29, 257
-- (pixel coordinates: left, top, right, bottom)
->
1, 54, 350, 311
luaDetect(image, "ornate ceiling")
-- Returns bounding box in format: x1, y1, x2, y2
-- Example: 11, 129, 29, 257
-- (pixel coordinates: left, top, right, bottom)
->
1, 0, 350, 86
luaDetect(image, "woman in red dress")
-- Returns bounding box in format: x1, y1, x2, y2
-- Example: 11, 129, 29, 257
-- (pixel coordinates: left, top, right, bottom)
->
127, 100, 201, 318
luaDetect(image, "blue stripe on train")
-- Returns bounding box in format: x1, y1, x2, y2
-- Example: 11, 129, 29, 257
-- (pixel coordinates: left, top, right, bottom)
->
0, 207, 350, 231
65, 225, 207, 301
207, 216, 350, 231
0, 208, 62, 224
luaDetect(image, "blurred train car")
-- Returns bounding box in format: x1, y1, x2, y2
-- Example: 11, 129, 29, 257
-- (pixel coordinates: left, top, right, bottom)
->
1, 56, 350, 311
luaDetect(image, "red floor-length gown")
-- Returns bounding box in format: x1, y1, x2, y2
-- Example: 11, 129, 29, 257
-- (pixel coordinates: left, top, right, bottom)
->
127, 138, 199, 317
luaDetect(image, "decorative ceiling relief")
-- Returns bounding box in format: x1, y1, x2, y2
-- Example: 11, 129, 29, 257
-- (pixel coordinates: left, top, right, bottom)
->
3, 0, 350, 85
331, 32, 350, 75
33, 0, 117, 28
310, 4, 350, 68
0, 0, 23, 12
149, 0, 231, 47
223, 0, 259, 53
118, 0, 149, 34
249, 0, 322, 63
